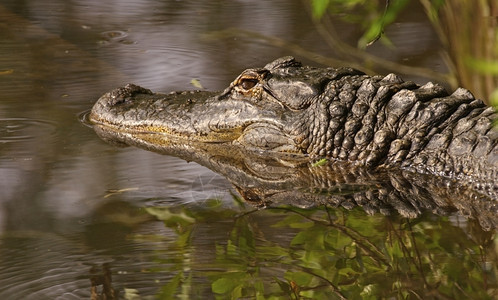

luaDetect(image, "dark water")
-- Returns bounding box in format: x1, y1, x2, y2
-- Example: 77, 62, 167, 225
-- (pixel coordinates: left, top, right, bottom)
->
0, 0, 496, 299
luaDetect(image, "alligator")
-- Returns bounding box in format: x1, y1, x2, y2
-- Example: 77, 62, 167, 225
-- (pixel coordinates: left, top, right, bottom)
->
89, 57, 497, 226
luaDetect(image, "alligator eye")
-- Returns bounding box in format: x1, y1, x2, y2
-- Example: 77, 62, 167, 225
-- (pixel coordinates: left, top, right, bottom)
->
240, 78, 258, 90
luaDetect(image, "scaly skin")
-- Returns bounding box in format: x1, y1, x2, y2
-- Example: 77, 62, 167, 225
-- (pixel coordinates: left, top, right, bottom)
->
90, 57, 497, 195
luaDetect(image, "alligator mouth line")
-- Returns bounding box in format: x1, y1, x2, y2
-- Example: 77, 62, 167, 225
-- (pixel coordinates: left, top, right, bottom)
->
91, 120, 245, 143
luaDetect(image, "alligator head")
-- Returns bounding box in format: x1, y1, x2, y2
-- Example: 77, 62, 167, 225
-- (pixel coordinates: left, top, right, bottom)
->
89, 56, 367, 156
90, 56, 497, 190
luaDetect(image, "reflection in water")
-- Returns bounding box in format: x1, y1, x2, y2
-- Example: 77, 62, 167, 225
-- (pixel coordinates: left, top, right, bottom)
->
1, 196, 496, 299
147, 203, 497, 299
86, 116, 498, 298
0, 0, 496, 298
90, 263, 116, 300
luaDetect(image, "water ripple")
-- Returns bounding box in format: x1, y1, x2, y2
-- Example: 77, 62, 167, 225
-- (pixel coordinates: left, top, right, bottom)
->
77, 110, 92, 128
0, 118, 58, 144
0, 223, 186, 299
99, 30, 132, 45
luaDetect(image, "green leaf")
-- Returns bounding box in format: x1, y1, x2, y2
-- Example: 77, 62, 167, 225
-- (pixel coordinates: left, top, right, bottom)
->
274, 277, 291, 293
226, 239, 238, 256
212, 277, 233, 294
273, 214, 314, 229
311, 0, 331, 19
338, 267, 359, 276
311, 158, 328, 167
466, 57, 498, 74
190, 78, 204, 89
358, 0, 410, 48
212, 273, 246, 294
157, 272, 182, 299
287, 271, 314, 286
145, 207, 195, 223
325, 230, 352, 249
491, 89, 498, 109
360, 284, 379, 298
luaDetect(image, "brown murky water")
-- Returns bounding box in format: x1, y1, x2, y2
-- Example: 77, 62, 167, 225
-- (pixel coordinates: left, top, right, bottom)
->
0, 1, 496, 299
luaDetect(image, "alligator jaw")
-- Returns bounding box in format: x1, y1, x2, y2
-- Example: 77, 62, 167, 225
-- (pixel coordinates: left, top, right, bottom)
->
89, 84, 246, 142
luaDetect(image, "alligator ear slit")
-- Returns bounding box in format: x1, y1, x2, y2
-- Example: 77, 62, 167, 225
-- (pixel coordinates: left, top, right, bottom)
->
215, 86, 233, 100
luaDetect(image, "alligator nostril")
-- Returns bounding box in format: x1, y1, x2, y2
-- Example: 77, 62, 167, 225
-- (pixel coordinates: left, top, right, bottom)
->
108, 94, 127, 106
107, 84, 153, 106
